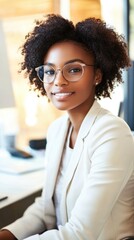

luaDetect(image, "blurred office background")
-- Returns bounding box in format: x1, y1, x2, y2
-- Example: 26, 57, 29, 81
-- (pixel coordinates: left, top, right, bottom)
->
0, 0, 134, 148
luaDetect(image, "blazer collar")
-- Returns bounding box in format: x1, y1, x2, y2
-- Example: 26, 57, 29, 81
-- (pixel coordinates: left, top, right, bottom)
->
74, 100, 101, 139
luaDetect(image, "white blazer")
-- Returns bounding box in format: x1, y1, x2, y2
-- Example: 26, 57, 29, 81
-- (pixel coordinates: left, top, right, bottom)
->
7, 101, 134, 240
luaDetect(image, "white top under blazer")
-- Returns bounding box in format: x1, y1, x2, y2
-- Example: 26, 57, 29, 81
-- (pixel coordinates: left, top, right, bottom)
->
5, 101, 134, 240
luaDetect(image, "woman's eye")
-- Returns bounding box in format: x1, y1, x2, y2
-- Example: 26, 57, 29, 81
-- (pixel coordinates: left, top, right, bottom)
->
45, 69, 55, 76
69, 68, 81, 73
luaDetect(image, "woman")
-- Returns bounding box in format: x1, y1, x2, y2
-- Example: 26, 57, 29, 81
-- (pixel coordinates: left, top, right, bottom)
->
0, 14, 134, 240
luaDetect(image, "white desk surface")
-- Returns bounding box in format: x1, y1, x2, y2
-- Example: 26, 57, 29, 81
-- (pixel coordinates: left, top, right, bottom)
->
0, 149, 45, 209
0, 169, 45, 209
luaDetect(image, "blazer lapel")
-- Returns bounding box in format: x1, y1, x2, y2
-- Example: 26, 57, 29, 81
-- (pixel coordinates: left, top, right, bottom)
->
60, 100, 101, 223
45, 116, 70, 201
62, 100, 101, 187
44, 116, 70, 228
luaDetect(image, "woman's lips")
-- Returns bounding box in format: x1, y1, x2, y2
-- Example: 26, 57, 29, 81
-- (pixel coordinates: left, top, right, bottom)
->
51, 92, 74, 99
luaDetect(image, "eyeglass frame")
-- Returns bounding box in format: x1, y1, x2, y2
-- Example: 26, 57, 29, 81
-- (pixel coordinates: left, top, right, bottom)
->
35, 61, 95, 84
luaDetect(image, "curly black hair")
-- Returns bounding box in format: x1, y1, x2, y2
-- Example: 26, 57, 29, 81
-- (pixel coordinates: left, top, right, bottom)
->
20, 14, 131, 99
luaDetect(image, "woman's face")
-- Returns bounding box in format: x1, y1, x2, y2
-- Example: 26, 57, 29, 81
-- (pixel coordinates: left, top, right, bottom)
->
43, 41, 102, 113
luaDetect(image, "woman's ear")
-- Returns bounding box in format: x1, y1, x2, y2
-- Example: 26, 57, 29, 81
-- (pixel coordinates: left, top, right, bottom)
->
95, 69, 102, 85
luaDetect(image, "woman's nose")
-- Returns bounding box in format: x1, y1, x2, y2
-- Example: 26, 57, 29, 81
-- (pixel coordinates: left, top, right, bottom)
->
54, 70, 68, 86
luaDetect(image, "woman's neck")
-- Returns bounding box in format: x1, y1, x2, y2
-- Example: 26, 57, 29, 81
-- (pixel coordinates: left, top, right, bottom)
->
68, 109, 89, 148
68, 98, 95, 129
67, 99, 95, 147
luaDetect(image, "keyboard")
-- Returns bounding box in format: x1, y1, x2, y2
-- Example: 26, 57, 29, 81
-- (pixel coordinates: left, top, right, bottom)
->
0, 194, 8, 201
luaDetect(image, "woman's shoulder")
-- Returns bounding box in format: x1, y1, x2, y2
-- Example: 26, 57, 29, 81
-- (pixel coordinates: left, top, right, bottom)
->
90, 105, 133, 145
98, 107, 131, 131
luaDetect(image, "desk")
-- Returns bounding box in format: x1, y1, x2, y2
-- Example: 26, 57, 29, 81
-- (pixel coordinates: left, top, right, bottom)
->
0, 170, 44, 228
0, 150, 45, 228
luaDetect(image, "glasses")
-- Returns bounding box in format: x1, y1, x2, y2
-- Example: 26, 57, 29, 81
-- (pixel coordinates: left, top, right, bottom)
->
35, 61, 95, 84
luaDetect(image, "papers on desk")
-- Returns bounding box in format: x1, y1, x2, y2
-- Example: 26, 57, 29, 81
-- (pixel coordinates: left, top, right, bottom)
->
0, 150, 45, 175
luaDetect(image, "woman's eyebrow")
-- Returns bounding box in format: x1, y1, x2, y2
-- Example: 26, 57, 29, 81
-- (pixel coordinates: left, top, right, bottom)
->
43, 62, 55, 66
44, 59, 85, 66
65, 59, 85, 64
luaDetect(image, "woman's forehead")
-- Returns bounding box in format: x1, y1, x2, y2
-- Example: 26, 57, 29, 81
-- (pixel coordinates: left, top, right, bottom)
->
43, 40, 94, 65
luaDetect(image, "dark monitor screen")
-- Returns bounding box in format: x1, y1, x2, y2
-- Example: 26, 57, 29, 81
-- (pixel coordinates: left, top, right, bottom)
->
124, 61, 134, 131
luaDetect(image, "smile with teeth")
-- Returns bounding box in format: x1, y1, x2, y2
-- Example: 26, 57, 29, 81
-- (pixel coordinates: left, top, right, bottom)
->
52, 92, 74, 99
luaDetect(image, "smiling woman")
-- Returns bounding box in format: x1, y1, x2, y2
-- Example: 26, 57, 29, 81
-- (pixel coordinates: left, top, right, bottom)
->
0, 14, 134, 240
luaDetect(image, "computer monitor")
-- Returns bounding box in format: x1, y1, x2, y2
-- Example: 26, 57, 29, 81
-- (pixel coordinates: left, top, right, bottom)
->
0, 20, 15, 109
0, 20, 17, 148
124, 61, 134, 131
